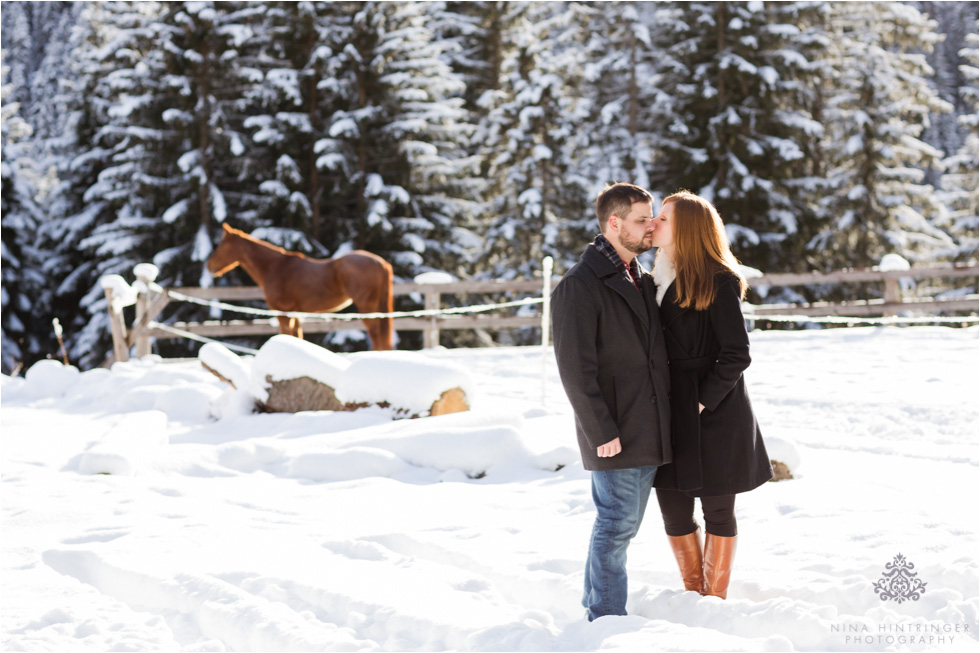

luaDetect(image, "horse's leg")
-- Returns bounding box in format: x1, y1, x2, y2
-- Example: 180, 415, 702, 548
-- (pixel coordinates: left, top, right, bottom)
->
362, 261, 393, 350
339, 254, 393, 351
277, 316, 291, 335
293, 318, 304, 340
363, 318, 382, 351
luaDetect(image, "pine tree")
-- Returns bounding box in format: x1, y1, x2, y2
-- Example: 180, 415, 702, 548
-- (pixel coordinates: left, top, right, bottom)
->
1, 53, 46, 372
313, 1, 471, 278
47, 1, 268, 366
0, 2, 82, 204
31, 2, 147, 369
809, 1, 954, 270
475, 1, 593, 279
579, 2, 675, 194
235, 1, 341, 254
938, 24, 979, 263
917, 1, 979, 187
573, 1, 683, 274
650, 1, 830, 273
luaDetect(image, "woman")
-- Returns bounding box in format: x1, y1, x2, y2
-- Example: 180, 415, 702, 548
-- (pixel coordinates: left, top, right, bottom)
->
649, 191, 773, 600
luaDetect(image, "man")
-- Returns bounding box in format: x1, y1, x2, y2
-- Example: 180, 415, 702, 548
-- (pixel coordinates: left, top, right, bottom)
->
551, 182, 672, 621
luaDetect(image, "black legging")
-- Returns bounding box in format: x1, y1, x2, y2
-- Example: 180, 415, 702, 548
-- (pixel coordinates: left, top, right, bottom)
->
656, 489, 737, 537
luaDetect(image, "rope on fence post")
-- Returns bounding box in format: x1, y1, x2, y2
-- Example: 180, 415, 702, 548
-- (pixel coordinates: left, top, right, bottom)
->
541, 256, 554, 407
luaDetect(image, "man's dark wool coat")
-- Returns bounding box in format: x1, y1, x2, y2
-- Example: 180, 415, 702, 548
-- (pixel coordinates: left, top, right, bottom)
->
551, 244, 672, 472
653, 271, 773, 496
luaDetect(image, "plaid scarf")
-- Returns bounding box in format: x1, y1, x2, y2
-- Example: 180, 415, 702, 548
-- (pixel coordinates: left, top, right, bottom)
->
593, 234, 641, 290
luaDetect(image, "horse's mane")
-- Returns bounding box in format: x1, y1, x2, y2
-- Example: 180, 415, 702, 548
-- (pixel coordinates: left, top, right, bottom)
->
228, 225, 314, 261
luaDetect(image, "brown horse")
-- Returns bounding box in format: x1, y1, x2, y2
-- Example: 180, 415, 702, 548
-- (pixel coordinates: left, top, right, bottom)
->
206, 223, 393, 350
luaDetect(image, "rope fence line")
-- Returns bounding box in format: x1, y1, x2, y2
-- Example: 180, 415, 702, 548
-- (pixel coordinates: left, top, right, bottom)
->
163, 287, 544, 321
148, 321, 260, 354
158, 285, 978, 328
747, 313, 980, 325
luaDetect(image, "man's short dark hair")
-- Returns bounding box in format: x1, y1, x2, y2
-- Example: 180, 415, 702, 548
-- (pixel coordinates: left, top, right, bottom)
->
595, 183, 653, 233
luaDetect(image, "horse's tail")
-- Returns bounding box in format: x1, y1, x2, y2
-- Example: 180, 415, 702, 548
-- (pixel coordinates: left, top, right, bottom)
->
378, 258, 394, 350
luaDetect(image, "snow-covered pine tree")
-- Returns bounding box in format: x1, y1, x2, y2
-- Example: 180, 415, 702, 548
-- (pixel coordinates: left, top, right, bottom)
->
313, 1, 471, 279
917, 1, 979, 188
938, 23, 978, 265
649, 1, 829, 273
1, 53, 46, 372
575, 1, 679, 271
421, 0, 492, 272
235, 0, 341, 254
145, 1, 268, 289
810, 1, 953, 271
0, 2, 83, 204
475, 1, 592, 279
32, 2, 146, 369
52, 1, 267, 365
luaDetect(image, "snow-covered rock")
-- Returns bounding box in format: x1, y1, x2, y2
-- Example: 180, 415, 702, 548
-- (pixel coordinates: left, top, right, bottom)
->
766, 433, 802, 480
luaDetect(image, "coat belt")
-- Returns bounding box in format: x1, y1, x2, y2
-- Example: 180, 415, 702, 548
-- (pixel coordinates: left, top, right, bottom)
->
669, 355, 715, 371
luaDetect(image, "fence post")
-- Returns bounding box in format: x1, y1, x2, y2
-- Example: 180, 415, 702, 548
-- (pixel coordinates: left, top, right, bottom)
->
541, 256, 554, 406
103, 287, 130, 363
883, 277, 902, 317
424, 290, 440, 349
132, 265, 158, 358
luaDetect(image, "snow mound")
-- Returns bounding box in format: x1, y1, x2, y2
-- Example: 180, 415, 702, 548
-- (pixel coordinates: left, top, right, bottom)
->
153, 384, 225, 423
336, 351, 474, 415
287, 447, 412, 482
343, 410, 531, 477
250, 335, 350, 402
24, 360, 81, 398
78, 412, 169, 476
199, 342, 251, 389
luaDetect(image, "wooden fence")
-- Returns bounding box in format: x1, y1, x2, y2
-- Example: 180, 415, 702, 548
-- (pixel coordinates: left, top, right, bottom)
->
106, 262, 979, 363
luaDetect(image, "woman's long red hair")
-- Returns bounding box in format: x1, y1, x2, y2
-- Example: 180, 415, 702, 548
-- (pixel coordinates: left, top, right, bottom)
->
660, 191, 746, 310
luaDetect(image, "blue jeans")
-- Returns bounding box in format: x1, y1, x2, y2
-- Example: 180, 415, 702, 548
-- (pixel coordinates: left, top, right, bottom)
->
583, 465, 658, 621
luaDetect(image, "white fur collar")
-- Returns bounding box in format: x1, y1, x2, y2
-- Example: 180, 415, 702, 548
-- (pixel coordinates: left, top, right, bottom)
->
652, 253, 675, 307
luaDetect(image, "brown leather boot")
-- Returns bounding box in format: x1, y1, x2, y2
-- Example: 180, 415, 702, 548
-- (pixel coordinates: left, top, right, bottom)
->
701, 533, 737, 599
667, 528, 703, 591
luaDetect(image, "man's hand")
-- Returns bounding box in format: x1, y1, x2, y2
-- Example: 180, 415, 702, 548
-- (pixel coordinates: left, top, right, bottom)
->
597, 437, 622, 458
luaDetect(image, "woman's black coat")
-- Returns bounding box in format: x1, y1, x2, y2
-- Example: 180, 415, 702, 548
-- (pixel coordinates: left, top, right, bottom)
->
653, 271, 773, 496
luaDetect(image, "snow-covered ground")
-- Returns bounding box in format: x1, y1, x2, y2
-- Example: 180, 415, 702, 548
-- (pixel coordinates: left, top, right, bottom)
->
2, 326, 978, 652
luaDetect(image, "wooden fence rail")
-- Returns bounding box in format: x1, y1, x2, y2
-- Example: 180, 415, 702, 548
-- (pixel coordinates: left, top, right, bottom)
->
108, 262, 979, 362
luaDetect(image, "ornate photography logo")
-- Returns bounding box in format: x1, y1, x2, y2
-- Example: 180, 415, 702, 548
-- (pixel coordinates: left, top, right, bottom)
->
872, 553, 927, 603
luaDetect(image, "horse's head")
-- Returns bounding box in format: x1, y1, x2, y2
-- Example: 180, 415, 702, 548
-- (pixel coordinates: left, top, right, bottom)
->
207, 223, 242, 277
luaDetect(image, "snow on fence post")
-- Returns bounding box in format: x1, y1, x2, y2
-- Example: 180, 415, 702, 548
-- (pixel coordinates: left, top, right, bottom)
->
101, 283, 129, 364
879, 254, 910, 317
132, 264, 159, 358
541, 256, 554, 406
